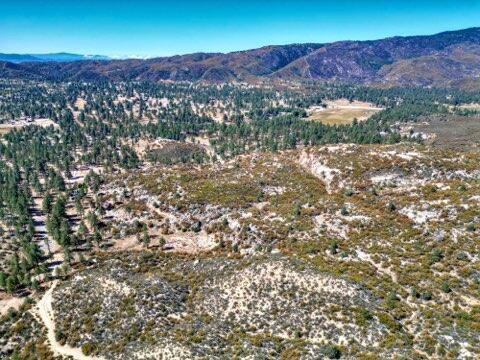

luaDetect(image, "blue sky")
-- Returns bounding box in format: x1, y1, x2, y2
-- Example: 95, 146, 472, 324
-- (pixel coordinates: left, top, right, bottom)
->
1, 0, 479, 58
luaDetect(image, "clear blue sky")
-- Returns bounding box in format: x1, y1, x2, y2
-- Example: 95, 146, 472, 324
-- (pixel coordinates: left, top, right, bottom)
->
1, 0, 479, 58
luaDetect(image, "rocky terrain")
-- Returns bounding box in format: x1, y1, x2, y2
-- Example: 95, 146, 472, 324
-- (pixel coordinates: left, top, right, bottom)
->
13, 143, 474, 359
1, 28, 480, 88
47, 254, 387, 359
0, 78, 479, 359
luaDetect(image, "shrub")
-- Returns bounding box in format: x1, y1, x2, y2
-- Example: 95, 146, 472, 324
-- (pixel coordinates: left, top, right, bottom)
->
81, 342, 98, 356
344, 188, 354, 197
330, 241, 339, 254
466, 223, 476, 232
421, 291, 433, 301
430, 248, 443, 264
322, 345, 342, 359
441, 282, 451, 293
387, 202, 396, 212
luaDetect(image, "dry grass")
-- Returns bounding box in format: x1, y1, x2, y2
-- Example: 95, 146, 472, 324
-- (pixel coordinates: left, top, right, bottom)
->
307, 99, 382, 125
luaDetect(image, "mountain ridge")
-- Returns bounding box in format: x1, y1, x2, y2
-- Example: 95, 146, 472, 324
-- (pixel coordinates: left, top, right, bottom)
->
1, 27, 480, 87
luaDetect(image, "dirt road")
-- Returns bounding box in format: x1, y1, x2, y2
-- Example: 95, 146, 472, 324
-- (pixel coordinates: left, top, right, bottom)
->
36, 281, 103, 360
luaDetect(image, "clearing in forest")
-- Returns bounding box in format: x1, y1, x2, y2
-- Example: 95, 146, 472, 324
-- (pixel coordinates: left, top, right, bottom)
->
307, 99, 383, 125
0, 118, 57, 134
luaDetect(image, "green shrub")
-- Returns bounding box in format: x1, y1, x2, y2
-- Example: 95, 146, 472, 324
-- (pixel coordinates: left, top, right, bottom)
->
322, 345, 342, 359
81, 342, 98, 356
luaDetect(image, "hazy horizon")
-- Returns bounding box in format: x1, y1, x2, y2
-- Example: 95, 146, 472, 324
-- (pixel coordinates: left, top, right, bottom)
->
1, 0, 479, 58
2, 25, 480, 60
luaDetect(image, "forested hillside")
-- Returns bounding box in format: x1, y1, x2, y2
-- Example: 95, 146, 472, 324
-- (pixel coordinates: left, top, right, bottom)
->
1, 28, 480, 88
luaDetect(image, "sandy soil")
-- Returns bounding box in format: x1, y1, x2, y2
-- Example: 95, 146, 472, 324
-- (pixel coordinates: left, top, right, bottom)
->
298, 150, 339, 193
75, 98, 86, 110
0, 295, 23, 315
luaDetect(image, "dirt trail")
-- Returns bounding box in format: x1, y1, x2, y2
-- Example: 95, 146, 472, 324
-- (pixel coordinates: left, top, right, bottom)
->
37, 281, 103, 360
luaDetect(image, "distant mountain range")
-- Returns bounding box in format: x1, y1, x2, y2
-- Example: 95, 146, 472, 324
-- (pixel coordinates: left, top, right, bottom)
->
1, 28, 480, 88
0, 52, 110, 63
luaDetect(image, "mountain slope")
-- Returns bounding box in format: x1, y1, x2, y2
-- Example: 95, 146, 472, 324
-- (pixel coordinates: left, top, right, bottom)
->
274, 27, 480, 83
1, 27, 480, 87
0, 44, 323, 82
378, 43, 480, 87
